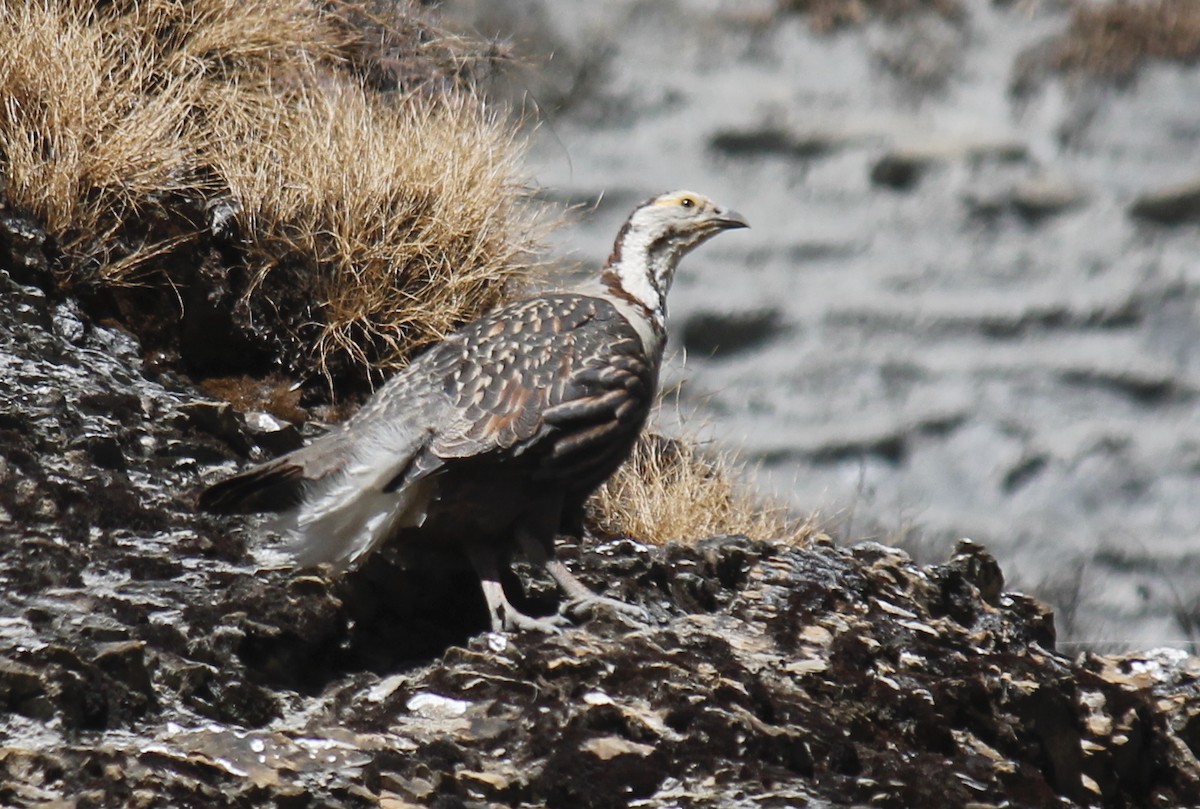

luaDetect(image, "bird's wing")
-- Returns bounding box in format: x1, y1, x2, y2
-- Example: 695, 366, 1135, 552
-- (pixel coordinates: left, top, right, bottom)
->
390, 294, 657, 492
198, 293, 655, 569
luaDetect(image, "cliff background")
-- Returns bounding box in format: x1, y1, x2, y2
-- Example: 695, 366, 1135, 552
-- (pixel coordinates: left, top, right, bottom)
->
444, 0, 1200, 650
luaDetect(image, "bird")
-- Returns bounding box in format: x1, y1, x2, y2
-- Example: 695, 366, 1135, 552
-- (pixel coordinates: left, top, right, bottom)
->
199, 191, 749, 632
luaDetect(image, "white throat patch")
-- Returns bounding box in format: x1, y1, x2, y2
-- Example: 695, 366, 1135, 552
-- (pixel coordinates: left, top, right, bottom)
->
612, 224, 664, 318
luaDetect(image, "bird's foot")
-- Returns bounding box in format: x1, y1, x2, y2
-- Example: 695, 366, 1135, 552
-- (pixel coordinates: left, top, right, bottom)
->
541, 558, 650, 625
500, 608, 573, 634
560, 594, 651, 625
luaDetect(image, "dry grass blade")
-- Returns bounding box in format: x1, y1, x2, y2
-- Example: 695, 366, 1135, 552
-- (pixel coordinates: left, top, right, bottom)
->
778, 0, 962, 32
0, 3, 204, 249
1051, 0, 1200, 79
590, 434, 820, 546
0, 0, 547, 389
211, 83, 542, 381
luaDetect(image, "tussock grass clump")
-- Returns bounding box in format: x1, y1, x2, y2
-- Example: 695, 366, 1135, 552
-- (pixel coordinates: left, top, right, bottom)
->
211, 85, 537, 381
590, 434, 820, 546
0, 1, 209, 264
0, 0, 544, 391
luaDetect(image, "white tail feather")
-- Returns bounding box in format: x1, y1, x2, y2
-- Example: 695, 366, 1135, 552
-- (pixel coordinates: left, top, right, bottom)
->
281, 481, 430, 569
273, 421, 435, 570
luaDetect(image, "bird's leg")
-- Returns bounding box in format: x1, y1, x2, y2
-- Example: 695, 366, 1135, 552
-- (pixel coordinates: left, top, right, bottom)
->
464, 544, 568, 634
515, 508, 650, 625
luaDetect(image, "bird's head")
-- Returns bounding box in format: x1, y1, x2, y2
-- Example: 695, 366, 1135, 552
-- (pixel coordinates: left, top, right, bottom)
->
626, 190, 750, 248
606, 190, 748, 319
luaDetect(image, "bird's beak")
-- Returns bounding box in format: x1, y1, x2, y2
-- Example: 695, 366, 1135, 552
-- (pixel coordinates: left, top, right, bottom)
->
712, 208, 750, 230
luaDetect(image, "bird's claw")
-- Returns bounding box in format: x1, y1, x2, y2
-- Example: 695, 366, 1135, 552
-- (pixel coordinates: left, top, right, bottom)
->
560, 594, 651, 624
501, 610, 573, 634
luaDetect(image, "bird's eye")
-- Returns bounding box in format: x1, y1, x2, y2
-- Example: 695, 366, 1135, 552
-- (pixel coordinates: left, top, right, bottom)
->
680, 197, 695, 208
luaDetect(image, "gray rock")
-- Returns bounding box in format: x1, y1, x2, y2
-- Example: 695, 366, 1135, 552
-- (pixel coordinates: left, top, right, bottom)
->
964, 174, 1089, 222
871, 138, 1028, 190
1130, 180, 1200, 225
710, 125, 844, 159
679, 307, 787, 358
1011, 176, 1089, 221
4, 261, 1198, 803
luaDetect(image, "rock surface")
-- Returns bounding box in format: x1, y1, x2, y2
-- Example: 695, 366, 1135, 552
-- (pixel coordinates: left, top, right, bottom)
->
2, 259, 1199, 807
1130, 180, 1200, 225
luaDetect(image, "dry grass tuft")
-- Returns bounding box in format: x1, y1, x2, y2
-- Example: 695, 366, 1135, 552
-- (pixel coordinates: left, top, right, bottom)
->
199, 374, 310, 425
1, 1, 201, 261
0, 0, 545, 389
589, 434, 821, 546
212, 82, 540, 381
1050, 0, 1200, 80
779, 0, 962, 32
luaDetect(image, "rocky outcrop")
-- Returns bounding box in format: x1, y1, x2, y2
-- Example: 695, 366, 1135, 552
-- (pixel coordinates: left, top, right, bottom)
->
2, 235, 1199, 807
1130, 180, 1200, 225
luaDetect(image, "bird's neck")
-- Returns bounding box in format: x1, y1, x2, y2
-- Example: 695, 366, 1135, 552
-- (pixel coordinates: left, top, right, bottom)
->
600, 225, 679, 331
589, 229, 679, 361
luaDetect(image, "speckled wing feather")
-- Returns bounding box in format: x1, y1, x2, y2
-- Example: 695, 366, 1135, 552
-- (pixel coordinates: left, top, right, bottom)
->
386, 294, 656, 494
198, 292, 655, 568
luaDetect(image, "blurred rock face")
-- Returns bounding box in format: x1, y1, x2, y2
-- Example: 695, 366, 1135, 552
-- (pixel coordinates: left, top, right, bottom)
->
452, 0, 1200, 648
